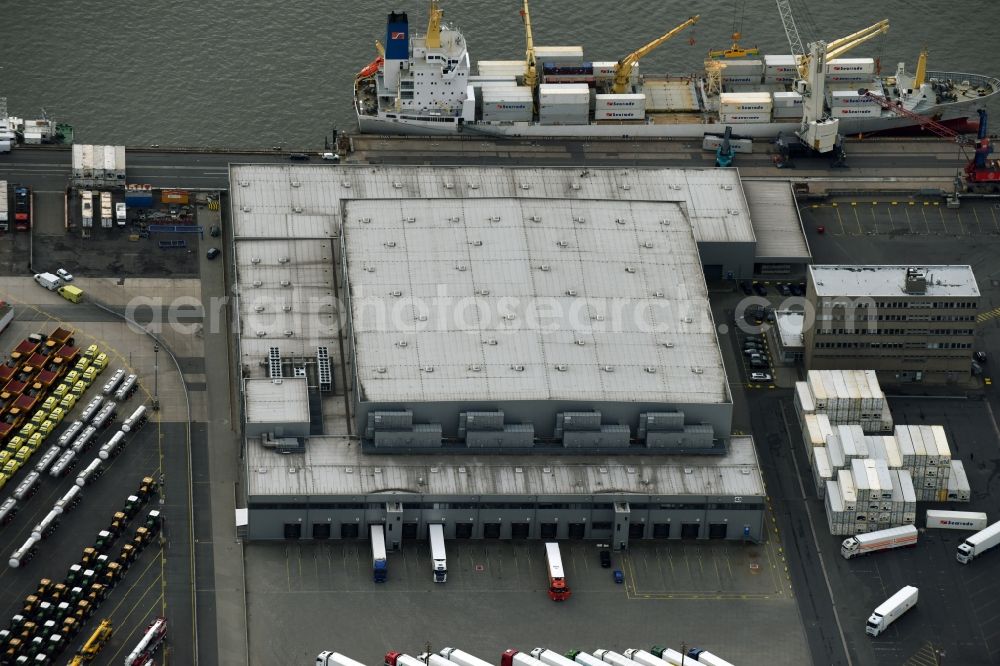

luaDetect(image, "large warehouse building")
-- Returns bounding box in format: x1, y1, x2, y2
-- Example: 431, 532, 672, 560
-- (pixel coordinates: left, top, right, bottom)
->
228, 165, 798, 543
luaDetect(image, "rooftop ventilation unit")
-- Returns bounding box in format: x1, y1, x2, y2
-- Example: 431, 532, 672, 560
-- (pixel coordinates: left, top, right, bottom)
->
644, 366, 657, 373
268, 347, 283, 379
422, 366, 434, 373
471, 240, 482, 246
602, 365, 614, 372
573, 216, 585, 223
390, 290, 402, 297
530, 215, 541, 222
484, 338, 498, 345
393, 181, 403, 189
469, 364, 482, 372
511, 365, 525, 372
242, 206, 252, 212
641, 241, 654, 248
456, 265, 467, 271
625, 266, 636, 273
283, 330, 294, 337
468, 182, 479, 189
254, 305, 265, 313
280, 280, 291, 287
375, 367, 387, 374
565, 289, 577, 296
621, 183, 631, 190
555, 364, 568, 371
256, 331, 266, 337
291, 181, 301, 187
341, 181, 351, 188
282, 305, 291, 312
539, 264, 551, 271
404, 217, 415, 223
520, 183, 530, 190
489, 215, 501, 222
384, 241, 396, 248
570, 183, 581, 190
904, 267, 928, 294
238, 180, 249, 187
251, 257, 261, 264
277, 256, 289, 264
556, 240, 568, 247
252, 280, 262, 288
443, 181, 454, 189
361, 217, 371, 224
721, 184, 733, 190
449, 216, 461, 222
395, 341, 407, 348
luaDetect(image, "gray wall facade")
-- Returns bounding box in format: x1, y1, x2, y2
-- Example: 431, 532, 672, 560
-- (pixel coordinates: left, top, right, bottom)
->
247, 492, 765, 544
697, 240, 756, 280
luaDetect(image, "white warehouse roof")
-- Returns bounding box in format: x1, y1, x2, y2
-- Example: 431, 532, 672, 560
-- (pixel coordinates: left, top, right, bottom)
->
246, 435, 764, 498
245, 377, 310, 425
343, 196, 727, 405
809, 265, 980, 298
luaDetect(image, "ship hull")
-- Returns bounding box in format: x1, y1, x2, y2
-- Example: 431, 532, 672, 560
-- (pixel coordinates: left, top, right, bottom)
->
357, 72, 997, 140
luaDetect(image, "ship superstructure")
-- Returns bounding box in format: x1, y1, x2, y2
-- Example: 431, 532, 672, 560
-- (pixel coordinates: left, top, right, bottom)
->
354, 1, 1000, 141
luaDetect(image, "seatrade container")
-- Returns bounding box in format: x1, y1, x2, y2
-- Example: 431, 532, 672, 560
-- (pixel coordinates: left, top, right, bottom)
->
832, 106, 880, 118
831, 90, 879, 107
719, 92, 772, 113
826, 57, 876, 75
926, 510, 988, 531
719, 112, 770, 124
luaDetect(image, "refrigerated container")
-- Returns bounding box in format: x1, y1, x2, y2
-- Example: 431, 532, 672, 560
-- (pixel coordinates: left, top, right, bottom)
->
926, 510, 988, 531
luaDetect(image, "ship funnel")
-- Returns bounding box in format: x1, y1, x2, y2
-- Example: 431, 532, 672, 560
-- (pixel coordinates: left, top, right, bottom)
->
385, 12, 410, 61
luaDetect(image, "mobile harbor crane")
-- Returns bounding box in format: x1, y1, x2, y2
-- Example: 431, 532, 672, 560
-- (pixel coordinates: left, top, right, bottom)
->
773, 0, 888, 165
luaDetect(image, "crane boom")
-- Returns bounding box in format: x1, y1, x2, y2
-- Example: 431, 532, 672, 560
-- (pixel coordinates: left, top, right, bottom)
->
827, 20, 889, 60
521, 0, 537, 89
612, 15, 699, 94
775, 0, 805, 65
425, 1, 443, 49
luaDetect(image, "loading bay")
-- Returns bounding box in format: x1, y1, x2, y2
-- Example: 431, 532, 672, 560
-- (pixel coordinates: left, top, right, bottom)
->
246, 537, 805, 666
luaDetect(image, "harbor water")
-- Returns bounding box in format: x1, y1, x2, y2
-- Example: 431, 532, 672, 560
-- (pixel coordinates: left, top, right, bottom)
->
2, 0, 998, 148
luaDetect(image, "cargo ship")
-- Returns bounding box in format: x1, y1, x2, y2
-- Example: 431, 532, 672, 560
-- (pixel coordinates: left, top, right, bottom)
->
0, 101, 73, 154
354, 2, 1000, 140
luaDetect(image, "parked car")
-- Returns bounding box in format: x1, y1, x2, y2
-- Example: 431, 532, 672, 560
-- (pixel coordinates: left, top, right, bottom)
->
210, 225, 221, 237
791, 283, 806, 297
745, 334, 763, 343
739, 280, 753, 295
289, 153, 310, 161
778, 283, 792, 296
744, 349, 763, 358
206, 248, 220, 260
56, 268, 74, 282
750, 372, 773, 383
321, 152, 340, 161
750, 359, 769, 369
599, 550, 611, 568
753, 283, 768, 297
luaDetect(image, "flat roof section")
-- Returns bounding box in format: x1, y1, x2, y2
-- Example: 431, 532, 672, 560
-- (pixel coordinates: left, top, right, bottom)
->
245, 377, 310, 425
741, 180, 811, 262
775, 310, 805, 350
227, 164, 755, 245
343, 197, 728, 405
235, 238, 338, 363
246, 435, 764, 498
809, 265, 980, 298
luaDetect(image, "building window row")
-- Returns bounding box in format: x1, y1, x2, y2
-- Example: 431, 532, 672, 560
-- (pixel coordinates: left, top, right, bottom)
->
250, 501, 758, 512
817, 328, 974, 336
870, 301, 978, 309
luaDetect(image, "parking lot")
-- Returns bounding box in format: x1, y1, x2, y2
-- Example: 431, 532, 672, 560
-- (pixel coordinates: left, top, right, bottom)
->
246, 537, 807, 666
800, 198, 1000, 237
0, 309, 194, 665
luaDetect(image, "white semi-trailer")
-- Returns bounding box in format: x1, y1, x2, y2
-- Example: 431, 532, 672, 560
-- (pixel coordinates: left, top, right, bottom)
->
867, 585, 918, 636
686, 648, 737, 666
316, 652, 368, 666
429, 523, 447, 583
594, 650, 640, 666
956, 520, 1000, 564
925, 510, 988, 531
648, 647, 685, 666
531, 649, 578, 666
840, 525, 918, 559
440, 648, 493, 666
385, 653, 426, 666
569, 653, 606, 666
502, 650, 546, 666
623, 649, 672, 666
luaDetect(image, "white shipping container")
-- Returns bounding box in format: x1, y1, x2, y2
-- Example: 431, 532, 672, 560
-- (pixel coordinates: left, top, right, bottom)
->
721, 75, 759, 85
477, 60, 527, 77
814, 447, 833, 498
719, 112, 770, 124
718, 59, 763, 74
534, 46, 584, 64
772, 91, 804, 107
795, 381, 815, 414
764, 54, 797, 69
594, 108, 644, 120
930, 425, 951, 462
539, 83, 590, 103
826, 57, 876, 75
764, 75, 796, 84
594, 93, 646, 110
830, 90, 878, 106
827, 74, 874, 84
839, 469, 857, 509
927, 510, 987, 530
773, 106, 804, 119
592, 61, 618, 78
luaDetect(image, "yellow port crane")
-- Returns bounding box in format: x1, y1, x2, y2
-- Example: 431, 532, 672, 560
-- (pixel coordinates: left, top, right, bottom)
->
69, 618, 113, 664
796, 19, 890, 79
708, 0, 758, 59
612, 15, 700, 94
425, 0, 443, 49
520, 0, 538, 89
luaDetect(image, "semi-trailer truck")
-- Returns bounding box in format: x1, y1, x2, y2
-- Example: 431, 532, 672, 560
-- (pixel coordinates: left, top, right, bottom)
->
956, 519, 1000, 564
685, 648, 736, 666
530, 648, 578, 666
385, 652, 427, 666
648, 647, 685, 666
567, 652, 605, 666
622, 649, 672, 666
926, 510, 989, 531
317, 652, 368, 666
440, 647, 492, 666
593, 650, 639, 666
545, 542, 571, 601
429, 523, 447, 583
840, 524, 918, 559
502, 650, 546, 666
866, 585, 918, 636
13, 186, 30, 231
371, 524, 387, 582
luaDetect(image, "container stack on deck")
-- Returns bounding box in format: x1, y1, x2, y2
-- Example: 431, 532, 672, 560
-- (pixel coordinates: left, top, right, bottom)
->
794, 369, 970, 535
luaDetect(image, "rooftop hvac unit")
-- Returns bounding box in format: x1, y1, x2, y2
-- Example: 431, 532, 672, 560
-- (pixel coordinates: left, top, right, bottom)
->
252, 280, 262, 288
277, 256, 289, 264
251, 257, 261, 264
256, 331, 266, 337
283, 330, 294, 337
291, 181, 301, 187
282, 305, 292, 312
280, 280, 291, 287
292, 207, 303, 213
316, 346, 333, 392
268, 347, 283, 379
254, 305, 265, 313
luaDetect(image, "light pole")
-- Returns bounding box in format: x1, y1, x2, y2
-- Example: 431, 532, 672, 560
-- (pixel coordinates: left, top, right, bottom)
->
152, 343, 160, 411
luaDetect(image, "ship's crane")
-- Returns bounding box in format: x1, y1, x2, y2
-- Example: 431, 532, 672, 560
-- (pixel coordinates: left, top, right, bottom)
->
520, 0, 538, 90
774, 0, 888, 155
709, 0, 759, 59
612, 15, 700, 94
425, 1, 443, 49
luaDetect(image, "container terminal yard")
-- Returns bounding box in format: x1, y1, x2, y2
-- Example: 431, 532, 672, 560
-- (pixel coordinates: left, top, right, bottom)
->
3, 53, 1000, 666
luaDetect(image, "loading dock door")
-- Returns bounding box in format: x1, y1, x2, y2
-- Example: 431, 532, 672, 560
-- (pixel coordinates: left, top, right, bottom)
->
652, 523, 670, 538
312, 523, 331, 539
568, 523, 586, 539
628, 522, 645, 539
455, 523, 473, 539
540, 523, 557, 539
483, 522, 501, 539
283, 523, 302, 539
511, 522, 530, 539
703, 264, 723, 281
402, 522, 418, 539
708, 523, 728, 539
340, 523, 359, 539
680, 523, 701, 539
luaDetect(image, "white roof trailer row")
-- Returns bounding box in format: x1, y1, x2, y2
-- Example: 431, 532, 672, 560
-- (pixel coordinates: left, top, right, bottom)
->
328, 647, 739, 666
